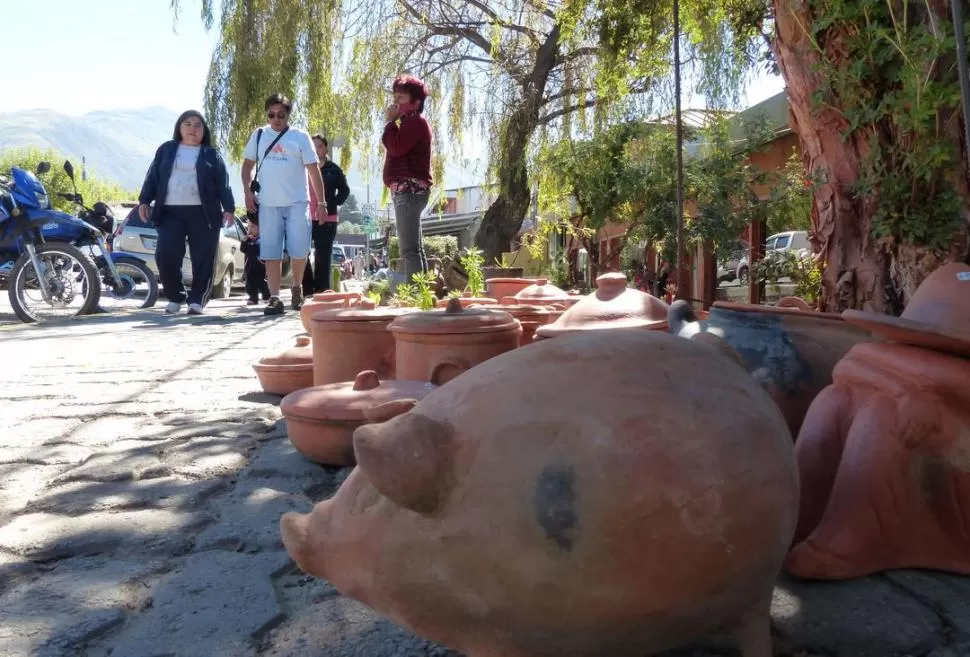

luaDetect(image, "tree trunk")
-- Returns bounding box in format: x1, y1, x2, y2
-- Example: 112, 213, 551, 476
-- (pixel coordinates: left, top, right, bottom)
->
773, 0, 970, 314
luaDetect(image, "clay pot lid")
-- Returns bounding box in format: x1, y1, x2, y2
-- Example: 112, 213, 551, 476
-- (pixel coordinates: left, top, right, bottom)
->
435, 296, 497, 308
389, 297, 518, 335
280, 370, 436, 422
472, 303, 550, 321
513, 278, 570, 303
535, 272, 669, 337
258, 335, 313, 366
842, 263, 970, 357
310, 299, 413, 323
485, 277, 532, 283
311, 291, 360, 302
712, 301, 844, 321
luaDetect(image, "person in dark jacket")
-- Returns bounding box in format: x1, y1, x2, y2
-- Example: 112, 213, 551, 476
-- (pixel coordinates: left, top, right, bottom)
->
382, 74, 433, 284
302, 134, 351, 295
138, 110, 236, 315
241, 230, 271, 304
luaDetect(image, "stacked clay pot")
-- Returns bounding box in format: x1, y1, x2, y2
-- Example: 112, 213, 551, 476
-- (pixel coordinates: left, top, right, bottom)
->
299, 291, 362, 332
309, 300, 415, 385
435, 295, 496, 309
534, 272, 669, 340
667, 299, 870, 438
281, 370, 437, 466
253, 335, 314, 395
388, 297, 522, 385
510, 278, 576, 308
485, 277, 534, 301
469, 302, 551, 346
281, 329, 798, 657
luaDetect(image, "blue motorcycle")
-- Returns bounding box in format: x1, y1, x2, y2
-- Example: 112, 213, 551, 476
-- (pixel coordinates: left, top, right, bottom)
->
57, 160, 158, 312
0, 161, 102, 322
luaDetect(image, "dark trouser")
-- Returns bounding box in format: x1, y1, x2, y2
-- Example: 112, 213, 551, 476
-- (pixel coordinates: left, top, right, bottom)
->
392, 191, 429, 283
302, 221, 338, 295
244, 251, 270, 301
155, 205, 221, 306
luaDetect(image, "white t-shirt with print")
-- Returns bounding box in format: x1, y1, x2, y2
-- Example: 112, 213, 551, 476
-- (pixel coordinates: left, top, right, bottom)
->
165, 144, 202, 206
243, 126, 318, 207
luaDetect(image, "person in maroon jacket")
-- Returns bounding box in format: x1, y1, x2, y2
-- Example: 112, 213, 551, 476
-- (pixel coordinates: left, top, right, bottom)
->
382, 74, 433, 283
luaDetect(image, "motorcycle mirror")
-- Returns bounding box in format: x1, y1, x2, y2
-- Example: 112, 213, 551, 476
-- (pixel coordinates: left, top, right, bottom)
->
63, 161, 75, 179
36, 161, 51, 175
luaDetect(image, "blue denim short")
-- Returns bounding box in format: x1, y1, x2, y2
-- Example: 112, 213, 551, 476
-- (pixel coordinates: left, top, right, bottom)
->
257, 202, 311, 261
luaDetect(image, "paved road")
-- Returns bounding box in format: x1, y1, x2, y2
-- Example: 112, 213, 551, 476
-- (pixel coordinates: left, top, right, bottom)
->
0, 295, 968, 657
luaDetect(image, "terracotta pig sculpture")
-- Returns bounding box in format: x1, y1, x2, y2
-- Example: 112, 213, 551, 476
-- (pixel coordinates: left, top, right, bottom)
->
281, 329, 798, 657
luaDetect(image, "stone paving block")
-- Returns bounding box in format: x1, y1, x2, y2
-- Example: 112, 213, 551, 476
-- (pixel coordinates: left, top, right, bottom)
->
60, 416, 148, 447
242, 438, 330, 485
92, 550, 290, 657
771, 573, 945, 657
0, 442, 93, 466
0, 418, 80, 448
195, 480, 313, 553
0, 552, 38, 589
53, 439, 163, 482
26, 476, 231, 515
0, 556, 166, 657
0, 508, 213, 560
0, 463, 70, 526
884, 570, 970, 640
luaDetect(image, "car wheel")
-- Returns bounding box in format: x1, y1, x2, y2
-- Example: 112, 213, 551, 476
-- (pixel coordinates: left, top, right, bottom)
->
738, 266, 749, 285
212, 265, 233, 299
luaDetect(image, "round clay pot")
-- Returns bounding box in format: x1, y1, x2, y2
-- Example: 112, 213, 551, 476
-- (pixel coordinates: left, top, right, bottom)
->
469, 303, 551, 346
300, 291, 362, 332
485, 277, 535, 301
512, 278, 571, 306
309, 300, 416, 386
435, 295, 497, 309
534, 272, 669, 340
281, 370, 437, 466
667, 300, 870, 438
253, 335, 315, 396
388, 297, 522, 385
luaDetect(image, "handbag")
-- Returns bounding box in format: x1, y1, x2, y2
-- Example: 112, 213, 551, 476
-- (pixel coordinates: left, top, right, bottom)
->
247, 126, 289, 224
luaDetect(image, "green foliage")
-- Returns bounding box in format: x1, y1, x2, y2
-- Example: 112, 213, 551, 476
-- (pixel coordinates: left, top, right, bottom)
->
544, 253, 574, 290
365, 278, 390, 305
458, 247, 486, 297
337, 221, 363, 234
410, 271, 439, 310
751, 250, 823, 304
0, 147, 133, 212
763, 148, 814, 235
387, 234, 458, 263
391, 282, 417, 307
807, 0, 965, 252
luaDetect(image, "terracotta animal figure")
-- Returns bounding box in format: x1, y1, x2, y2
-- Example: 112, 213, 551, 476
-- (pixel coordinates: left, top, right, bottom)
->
281, 329, 798, 657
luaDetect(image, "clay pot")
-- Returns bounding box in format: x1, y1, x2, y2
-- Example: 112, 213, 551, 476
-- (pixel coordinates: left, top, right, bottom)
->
388, 297, 522, 385
511, 278, 572, 307
281, 329, 798, 657
309, 300, 416, 386
253, 335, 314, 396
280, 370, 437, 466
435, 295, 497, 309
534, 272, 669, 340
485, 277, 535, 301
469, 303, 551, 346
300, 291, 362, 332
667, 299, 870, 438
776, 296, 812, 312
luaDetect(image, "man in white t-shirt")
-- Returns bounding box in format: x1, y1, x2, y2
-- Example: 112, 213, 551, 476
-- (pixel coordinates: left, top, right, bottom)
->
242, 93, 327, 316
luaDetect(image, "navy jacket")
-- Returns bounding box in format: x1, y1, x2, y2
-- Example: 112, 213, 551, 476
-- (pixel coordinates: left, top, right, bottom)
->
320, 160, 351, 216
138, 140, 236, 229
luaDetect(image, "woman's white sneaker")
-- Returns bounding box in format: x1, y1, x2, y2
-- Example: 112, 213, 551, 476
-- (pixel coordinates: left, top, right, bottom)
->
165, 302, 181, 314
188, 303, 204, 315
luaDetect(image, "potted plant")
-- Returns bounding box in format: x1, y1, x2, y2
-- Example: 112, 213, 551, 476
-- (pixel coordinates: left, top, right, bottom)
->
483, 253, 525, 279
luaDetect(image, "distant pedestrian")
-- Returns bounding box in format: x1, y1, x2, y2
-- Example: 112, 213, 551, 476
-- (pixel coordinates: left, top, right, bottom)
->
242, 93, 327, 316
302, 134, 350, 296
382, 74, 433, 284
138, 110, 236, 315
240, 230, 270, 305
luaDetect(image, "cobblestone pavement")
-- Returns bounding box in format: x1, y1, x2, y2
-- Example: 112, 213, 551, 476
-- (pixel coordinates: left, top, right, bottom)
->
1, 294, 969, 657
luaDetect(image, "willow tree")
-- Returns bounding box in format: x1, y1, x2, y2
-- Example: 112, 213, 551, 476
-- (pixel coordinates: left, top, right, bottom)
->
173, 0, 760, 260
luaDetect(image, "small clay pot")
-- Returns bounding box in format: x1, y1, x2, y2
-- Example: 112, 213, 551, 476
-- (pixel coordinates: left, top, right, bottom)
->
511, 278, 572, 307
668, 300, 870, 438
534, 272, 669, 340
485, 278, 535, 301
435, 295, 497, 309
309, 300, 416, 386
253, 335, 315, 396
469, 303, 551, 346
300, 291, 362, 332
389, 297, 522, 385
281, 370, 437, 466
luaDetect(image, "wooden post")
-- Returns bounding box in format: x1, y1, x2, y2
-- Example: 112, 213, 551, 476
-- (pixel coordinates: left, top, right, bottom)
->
698, 241, 716, 309
747, 218, 767, 304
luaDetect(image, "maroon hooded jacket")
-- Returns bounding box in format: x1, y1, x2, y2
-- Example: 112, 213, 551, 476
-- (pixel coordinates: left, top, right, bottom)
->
382, 111, 433, 188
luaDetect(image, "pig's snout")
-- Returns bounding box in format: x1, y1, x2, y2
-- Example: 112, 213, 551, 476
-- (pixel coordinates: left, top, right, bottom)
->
281, 511, 315, 574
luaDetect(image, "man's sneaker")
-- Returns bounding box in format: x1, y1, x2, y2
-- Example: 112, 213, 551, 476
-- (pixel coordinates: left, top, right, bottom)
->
291, 286, 305, 310
246, 298, 259, 306
165, 302, 181, 314
187, 303, 204, 315
263, 297, 285, 316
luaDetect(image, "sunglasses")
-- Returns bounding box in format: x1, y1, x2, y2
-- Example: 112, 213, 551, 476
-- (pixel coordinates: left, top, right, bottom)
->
267, 112, 287, 119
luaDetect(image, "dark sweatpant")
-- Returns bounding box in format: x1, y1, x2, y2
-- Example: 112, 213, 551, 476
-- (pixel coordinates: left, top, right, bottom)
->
302, 221, 339, 295
155, 205, 221, 306
244, 250, 271, 301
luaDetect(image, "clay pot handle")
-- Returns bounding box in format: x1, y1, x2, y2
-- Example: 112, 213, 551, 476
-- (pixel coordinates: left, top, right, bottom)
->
294, 335, 311, 347
430, 357, 471, 386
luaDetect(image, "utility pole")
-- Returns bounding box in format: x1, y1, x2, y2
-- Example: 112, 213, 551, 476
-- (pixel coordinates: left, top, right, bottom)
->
673, 0, 686, 300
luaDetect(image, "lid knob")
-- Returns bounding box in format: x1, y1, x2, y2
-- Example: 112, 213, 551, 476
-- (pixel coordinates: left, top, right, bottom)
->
360, 299, 377, 310
352, 370, 381, 391
445, 297, 464, 314
596, 272, 628, 287
535, 278, 548, 286
294, 335, 311, 347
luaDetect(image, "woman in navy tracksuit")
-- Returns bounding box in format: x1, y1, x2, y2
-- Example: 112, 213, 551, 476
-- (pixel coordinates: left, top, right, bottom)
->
137, 110, 236, 315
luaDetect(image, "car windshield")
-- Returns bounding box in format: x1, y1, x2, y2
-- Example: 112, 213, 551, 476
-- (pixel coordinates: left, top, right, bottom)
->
774, 235, 790, 249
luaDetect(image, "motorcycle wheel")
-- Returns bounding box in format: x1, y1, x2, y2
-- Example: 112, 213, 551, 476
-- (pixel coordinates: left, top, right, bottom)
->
8, 242, 101, 323
98, 256, 159, 311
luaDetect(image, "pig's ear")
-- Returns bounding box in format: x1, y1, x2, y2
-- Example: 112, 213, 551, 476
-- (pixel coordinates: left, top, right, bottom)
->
280, 512, 312, 570
363, 399, 419, 423
353, 412, 453, 514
